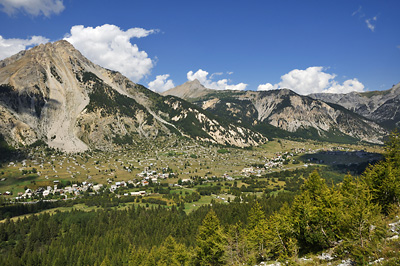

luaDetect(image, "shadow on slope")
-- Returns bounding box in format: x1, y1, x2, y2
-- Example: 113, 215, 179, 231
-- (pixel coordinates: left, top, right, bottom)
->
298, 150, 382, 176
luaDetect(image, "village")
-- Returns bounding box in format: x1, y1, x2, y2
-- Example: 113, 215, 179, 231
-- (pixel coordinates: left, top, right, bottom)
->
0, 137, 381, 202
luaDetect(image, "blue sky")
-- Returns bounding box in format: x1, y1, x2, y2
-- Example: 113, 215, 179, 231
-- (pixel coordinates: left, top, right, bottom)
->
0, 0, 399, 94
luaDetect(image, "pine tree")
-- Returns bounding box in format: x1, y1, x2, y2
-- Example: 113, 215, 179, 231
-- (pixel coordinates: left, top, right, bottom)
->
291, 170, 340, 251
339, 173, 385, 263
265, 203, 297, 261
158, 235, 189, 266
100, 255, 111, 266
247, 201, 265, 230
247, 202, 268, 262
194, 210, 226, 266
363, 131, 400, 214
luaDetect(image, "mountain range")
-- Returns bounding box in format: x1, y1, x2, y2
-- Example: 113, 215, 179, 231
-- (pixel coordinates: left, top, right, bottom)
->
0, 41, 265, 152
0, 41, 396, 152
163, 79, 391, 144
309, 83, 400, 130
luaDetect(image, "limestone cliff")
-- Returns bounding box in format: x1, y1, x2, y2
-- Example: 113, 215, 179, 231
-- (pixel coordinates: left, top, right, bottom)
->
0, 41, 267, 151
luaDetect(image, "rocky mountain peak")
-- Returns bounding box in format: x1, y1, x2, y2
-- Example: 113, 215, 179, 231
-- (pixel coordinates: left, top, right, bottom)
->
162, 79, 212, 100
0, 42, 267, 152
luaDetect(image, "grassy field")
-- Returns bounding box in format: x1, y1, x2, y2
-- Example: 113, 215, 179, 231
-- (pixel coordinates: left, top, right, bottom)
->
0, 190, 222, 222
0, 138, 383, 197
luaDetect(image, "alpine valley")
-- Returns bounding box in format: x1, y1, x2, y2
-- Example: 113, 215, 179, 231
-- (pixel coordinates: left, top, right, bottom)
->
1, 41, 400, 266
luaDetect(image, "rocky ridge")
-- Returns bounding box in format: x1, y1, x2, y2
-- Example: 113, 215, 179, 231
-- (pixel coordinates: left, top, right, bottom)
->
309, 82, 400, 129
0, 41, 266, 152
164, 82, 388, 144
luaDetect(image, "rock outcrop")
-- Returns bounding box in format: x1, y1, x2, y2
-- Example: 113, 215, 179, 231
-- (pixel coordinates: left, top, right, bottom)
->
309, 83, 400, 130
0, 41, 267, 151
164, 82, 388, 144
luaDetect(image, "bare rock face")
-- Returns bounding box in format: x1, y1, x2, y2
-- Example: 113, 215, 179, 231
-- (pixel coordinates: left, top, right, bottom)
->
162, 79, 212, 100
166, 81, 387, 144
0, 105, 38, 146
259, 91, 385, 143
0, 41, 90, 152
0, 41, 266, 151
309, 83, 400, 130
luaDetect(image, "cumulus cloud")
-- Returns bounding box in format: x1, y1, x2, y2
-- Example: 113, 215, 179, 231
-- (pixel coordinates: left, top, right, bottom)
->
0, 35, 49, 60
278, 67, 334, 95
323, 79, 364, 94
148, 74, 175, 93
187, 69, 247, 91
0, 0, 64, 17
257, 66, 364, 95
64, 24, 156, 82
257, 83, 277, 91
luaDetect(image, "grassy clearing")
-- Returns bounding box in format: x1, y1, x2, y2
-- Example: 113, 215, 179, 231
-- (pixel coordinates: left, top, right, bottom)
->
184, 195, 213, 213
0, 203, 100, 223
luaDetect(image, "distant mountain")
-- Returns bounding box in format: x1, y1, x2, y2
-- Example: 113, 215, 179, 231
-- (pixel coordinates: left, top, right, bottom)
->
0, 41, 266, 152
161, 79, 212, 99
309, 83, 400, 130
163, 82, 387, 144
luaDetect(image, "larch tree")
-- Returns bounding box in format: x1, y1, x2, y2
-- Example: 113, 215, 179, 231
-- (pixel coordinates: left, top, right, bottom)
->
194, 210, 226, 266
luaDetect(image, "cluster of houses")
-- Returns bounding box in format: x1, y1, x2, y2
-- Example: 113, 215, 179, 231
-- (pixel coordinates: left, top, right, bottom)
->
13, 178, 151, 200
177, 174, 235, 185
136, 167, 175, 184
3, 142, 375, 201
241, 167, 265, 177
14, 181, 105, 200
241, 151, 296, 177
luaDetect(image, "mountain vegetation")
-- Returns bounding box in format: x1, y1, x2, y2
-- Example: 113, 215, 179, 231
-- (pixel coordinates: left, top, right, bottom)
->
310, 82, 400, 131
164, 81, 388, 144
0, 41, 265, 152
0, 132, 399, 265
0, 40, 399, 265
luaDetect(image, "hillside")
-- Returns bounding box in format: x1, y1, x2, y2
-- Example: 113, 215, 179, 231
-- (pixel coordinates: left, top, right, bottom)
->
163, 82, 387, 144
0, 41, 266, 152
309, 82, 400, 130
1, 133, 399, 266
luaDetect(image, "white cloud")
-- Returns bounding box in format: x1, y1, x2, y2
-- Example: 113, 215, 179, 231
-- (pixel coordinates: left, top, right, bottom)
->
0, 35, 49, 60
0, 0, 64, 17
278, 67, 334, 95
257, 83, 277, 91
352, 6, 363, 17
210, 72, 223, 79
148, 74, 175, 93
323, 79, 364, 94
187, 69, 209, 84
64, 24, 156, 82
257, 66, 365, 95
187, 69, 247, 91
365, 16, 377, 32
352, 7, 378, 32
